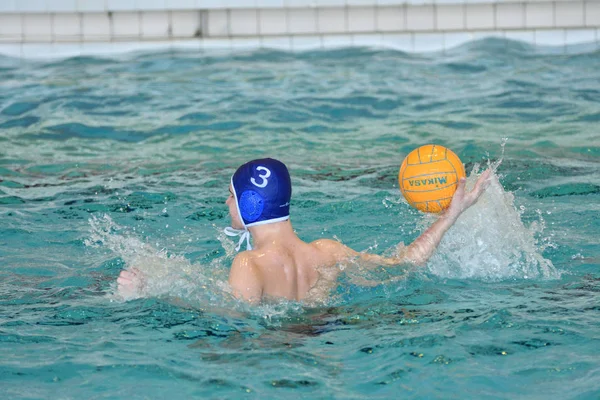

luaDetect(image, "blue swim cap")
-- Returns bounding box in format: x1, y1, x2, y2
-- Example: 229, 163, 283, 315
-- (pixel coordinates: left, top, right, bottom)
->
231, 158, 292, 228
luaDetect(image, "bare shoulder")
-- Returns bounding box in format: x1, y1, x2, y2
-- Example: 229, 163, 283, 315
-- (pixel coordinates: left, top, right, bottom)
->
311, 238, 343, 251
231, 250, 260, 270
311, 238, 357, 263
229, 251, 262, 303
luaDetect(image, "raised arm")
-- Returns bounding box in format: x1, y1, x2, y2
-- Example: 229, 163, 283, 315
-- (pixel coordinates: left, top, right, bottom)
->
402, 169, 491, 264
317, 169, 492, 268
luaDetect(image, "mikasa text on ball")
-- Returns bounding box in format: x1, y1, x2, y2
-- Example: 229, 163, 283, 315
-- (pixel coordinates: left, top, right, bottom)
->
398, 144, 466, 213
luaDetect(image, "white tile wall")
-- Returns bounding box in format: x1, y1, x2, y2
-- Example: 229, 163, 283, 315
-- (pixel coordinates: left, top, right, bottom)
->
555, 1, 584, 27
376, 6, 405, 32
80, 42, 116, 55
406, 5, 434, 31
112, 12, 141, 39
348, 7, 376, 32
465, 4, 494, 30
141, 11, 170, 38
534, 29, 565, 46
216, 0, 256, 8
436, 4, 464, 31
0, 1, 17, 13
565, 28, 596, 44
4, 30, 600, 60
525, 3, 554, 28
229, 37, 261, 48
168, 0, 196, 10
77, 0, 106, 13
21, 43, 59, 58
496, 3, 524, 29
23, 14, 52, 42
2, 0, 599, 56
505, 29, 535, 43
348, 0, 378, 5
317, 0, 346, 6
17, 0, 47, 13
444, 32, 473, 49
50, 42, 83, 57
171, 11, 201, 37
128, 41, 172, 52
202, 38, 232, 49
259, 9, 288, 35
229, 9, 258, 36
382, 33, 413, 52
82, 13, 111, 41
0, 15, 22, 40
53, 13, 82, 41
287, 8, 317, 34
206, 10, 229, 36
413, 32, 444, 51
260, 36, 292, 49
352, 33, 383, 46
377, 0, 405, 5
198, 0, 233, 11
285, 0, 314, 7
0, 44, 21, 57
107, 0, 137, 11
139, 0, 167, 11
169, 39, 202, 51
322, 34, 353, 47
257, 0, 285, 7
317, 8, 346, 33
471, 30, 504, 41
291, 35, 323, 51
586, 2, 600, 27
48, 0, 77, 13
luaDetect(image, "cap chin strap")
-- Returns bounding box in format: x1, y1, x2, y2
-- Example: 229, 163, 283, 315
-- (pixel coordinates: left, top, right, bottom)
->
223, 227, 252, 251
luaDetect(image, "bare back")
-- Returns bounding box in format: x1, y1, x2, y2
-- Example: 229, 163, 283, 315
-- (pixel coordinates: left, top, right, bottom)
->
229, 238, 345, 304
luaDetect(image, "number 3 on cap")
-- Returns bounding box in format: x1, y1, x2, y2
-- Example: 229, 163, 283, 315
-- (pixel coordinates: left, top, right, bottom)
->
251, 166, 271, 188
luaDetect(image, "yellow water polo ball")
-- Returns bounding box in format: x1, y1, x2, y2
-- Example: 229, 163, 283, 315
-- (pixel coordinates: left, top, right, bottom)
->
398, 144, 466, 213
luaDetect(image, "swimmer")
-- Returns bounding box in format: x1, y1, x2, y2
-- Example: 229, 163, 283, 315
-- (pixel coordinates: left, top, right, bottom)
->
117, 158, 492, 304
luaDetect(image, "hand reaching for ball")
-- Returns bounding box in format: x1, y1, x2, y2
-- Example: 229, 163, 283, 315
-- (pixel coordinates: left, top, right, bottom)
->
446, 169, 493, 217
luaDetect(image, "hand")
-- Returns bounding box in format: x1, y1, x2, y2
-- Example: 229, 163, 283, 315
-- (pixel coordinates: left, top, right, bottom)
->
446, 169, 492, 217
117, 268, 144, 299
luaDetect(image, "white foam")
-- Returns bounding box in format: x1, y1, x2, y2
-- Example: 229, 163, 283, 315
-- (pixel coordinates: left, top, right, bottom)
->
86, 215, 306, 321
86, 215, 229, 304
426, 166, 559, 280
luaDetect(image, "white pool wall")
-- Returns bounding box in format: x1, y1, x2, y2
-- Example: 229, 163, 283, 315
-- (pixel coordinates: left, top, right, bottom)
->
0, 0, 598, 58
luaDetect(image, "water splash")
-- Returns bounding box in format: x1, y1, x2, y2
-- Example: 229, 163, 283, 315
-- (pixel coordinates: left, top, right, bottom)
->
86, 215, 309, 320
426, 166, 559, 280
86, 215, 229, 304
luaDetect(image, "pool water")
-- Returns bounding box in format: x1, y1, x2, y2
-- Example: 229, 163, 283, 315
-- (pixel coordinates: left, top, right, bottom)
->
1, 40, 599, 399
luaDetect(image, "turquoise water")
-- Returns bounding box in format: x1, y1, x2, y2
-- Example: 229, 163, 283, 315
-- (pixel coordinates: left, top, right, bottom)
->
1, 40, 599, 399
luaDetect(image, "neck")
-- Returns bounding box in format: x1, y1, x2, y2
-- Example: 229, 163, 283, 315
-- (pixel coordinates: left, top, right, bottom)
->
248, 219, 297, 250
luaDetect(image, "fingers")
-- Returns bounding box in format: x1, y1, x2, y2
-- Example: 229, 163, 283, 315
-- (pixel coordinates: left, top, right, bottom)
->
117, 276, 131, 286
455, 177, 466, 195
479, 169, 492, 184
119, 270, 136, 280
117, 269, 140, 288
473, 169, 492, 193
